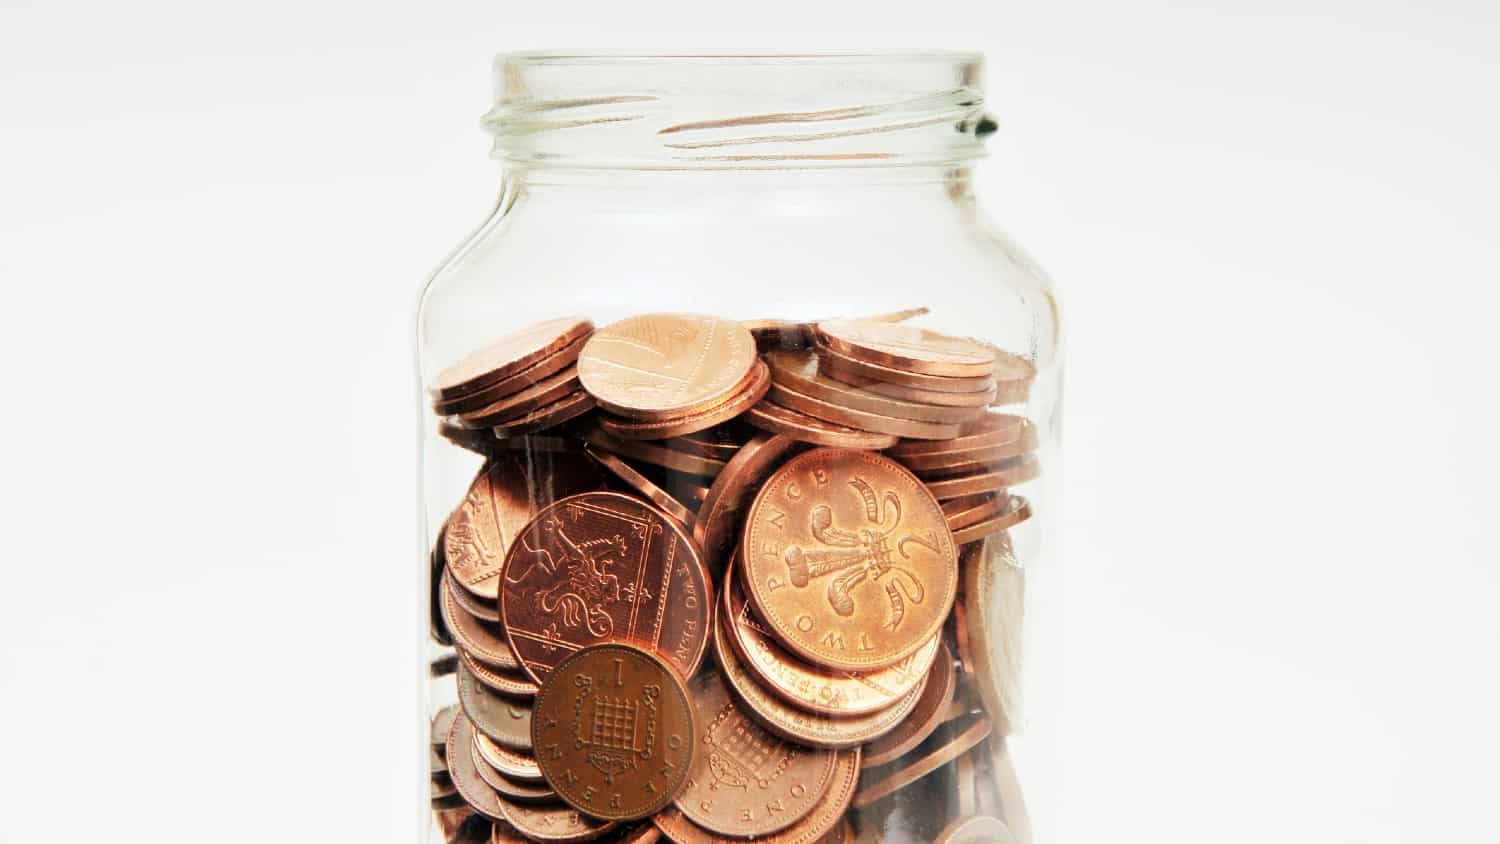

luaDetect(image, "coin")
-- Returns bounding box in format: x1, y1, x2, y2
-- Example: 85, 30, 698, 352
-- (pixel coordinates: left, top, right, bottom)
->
815, 321, 997, 378
446, 712, 509, 821
444, 451, 607, 601
443, 570, 521, 670
744, 401, 900, 450
530, 643, 696, 821
584, 428, 727, 477
859, 640, 957, 768
741, 448, 957, 671
448, 570, 502, 622
499, 797, 618, 843
454, 367, 585, 429
766, 351, 987, 425
438, 807, 480, 842
666, 426, 748, 461
851, 714, 993, 808
432, 545, 454, 646
579, 314, 757, 420
921, 455, 1040, 501
433, 743, 451, 777
492, 390, 597, 437
941, 494, 1008, 532
713, 612, 924, 749
982, 345, 1037, 407
432, 774, 459, 800
435, 335, 588, 416
473, 743, 556, 804
724, 563, 939, 717
434, 705, 460, 747
817, 367, 998, 407
950, 497, 1032, 545
474, 730, 545, 782
458, 659, 534, 751
692, 434, 803, 577
767, 381, 964, 440
933, 816, 1015, 844
598, 361, 770, 441
745, 308, 929, 353
460, 649, 540, 698
961, 536, 1025, 736
815, 343, 995, 393
501, 492, 711, 684
584, 446, 696, 529
673, 671, 838, 836
431, 317, 595, 401
654, 747, 860, 844
440, 419, 500, 454
888, 415, 1031, 457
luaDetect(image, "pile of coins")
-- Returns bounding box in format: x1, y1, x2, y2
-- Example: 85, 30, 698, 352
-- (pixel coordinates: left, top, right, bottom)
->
425, 312, 1042, 844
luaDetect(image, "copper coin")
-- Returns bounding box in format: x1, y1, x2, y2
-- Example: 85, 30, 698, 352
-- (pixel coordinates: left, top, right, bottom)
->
500, 492, 711, 684
492, 390, 596, 437
530, 643, 696, 821
950, 497, 1033, 545
455, 367, 585, 429
814, 321, 997, 378
458, 659, 535, 751
941, 494, 1008, 532
440, 419, 500, 455
673, 671, 838, 836
859, 640, 957, 768
888, 415, 1031, 457
435, 336, 587, 415
745, 308, 929, 353
446, 712, 510, 821
766, 351, 987, 425
767, 381, 963, 440
692, 434, 803, 577
474, 730, 545, 782
980, 344, 1037, 406
922, 455, 1040, 501
654, 747, 860, 844
815, 342, 995, 393
443, 570, 521, 670
444, 451, 607, 602
961, 536, 1026, 737
579, 314, 757, 420
744, 401, 900, 450
741, 448, 957, 671
584, 428, 727, 477
598, 362, 770, 441
498, 797, 618, 843
851, 714, 993, 808
431, 317, 595, 401
665, 426, 748, 462
934, 816, 1015, 844
434, 705, 460, 747
448, 570, 502, 622
712, 612, 924, 749
584, 446, 696, 529
473, 744, 557, 804
724, 563, 939, 717
897, 442, 1038, 476
818, 367, 998, 408
494, 826, 660, 844
460, 649, 540, 698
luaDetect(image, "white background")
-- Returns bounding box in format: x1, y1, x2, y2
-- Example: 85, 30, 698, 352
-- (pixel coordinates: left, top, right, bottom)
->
2, 1, 1497, 842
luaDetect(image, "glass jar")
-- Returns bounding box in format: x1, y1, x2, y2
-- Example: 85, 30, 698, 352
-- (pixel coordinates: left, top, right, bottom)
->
417, 51, 1062, 844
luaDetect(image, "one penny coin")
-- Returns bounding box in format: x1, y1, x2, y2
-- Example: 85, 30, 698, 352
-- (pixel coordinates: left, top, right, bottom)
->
598, 362, 770, 441
430, 317, 594, 401
654, 747, 861, 844
766, 351, 986, 425
859, 640, 957, 768
500, 492, 711, 684
674, 671, 838, 836
579, 314, 757, 420
815, 321, 997, 378
850, 714, 993, 808
530, 643, 696, 821
457, 659, 534, 751
741, 448, 957, 671
693, 434, 802, 577
499, 797, 618, 843
744, 401, 899, 450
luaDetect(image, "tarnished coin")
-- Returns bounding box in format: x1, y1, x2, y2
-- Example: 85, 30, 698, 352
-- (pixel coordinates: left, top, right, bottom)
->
431, 317, 594, 401
766, 351, 987, 425
741, 448, 957, 671
455, 367, 585, 429
851, 714, 993, 808
433, 705, 460, 748
530, 643, 696, 821
922, 455, 1040, 501
815, 321, 997, 378
457, 659, 534, 751
474, 731, 545, 783
692, 434, 802, 576
460, 649, 540, 699
584, 446, 695, 529
888, 415, 1031, 457
472, 744, 556, 804
435, 335, 588, 416
443, 570, 520, 670
444, 451, 606, 601
654, 748, 860, 844
579, 314, 757, 420
934, 816, 1015, 844
446, 712, 509, 821
860, 640, 957, 768
499, 797, 618, 843
950, 496, 1032, 544
500, 492, 711, 684
598, 362, 770, 441
713, 612, 924, 749
584, 428, 728, 477
744, 401, 900, 450
961, 535, 1025, 736
674, 671, 838, 836
766, 381, 963, 441
492, 390, 596, 437
815, 343, 995, 393
724, 563, 939, 717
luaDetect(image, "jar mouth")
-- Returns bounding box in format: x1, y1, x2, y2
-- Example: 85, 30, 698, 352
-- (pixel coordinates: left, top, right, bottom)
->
485, 49, 990, 170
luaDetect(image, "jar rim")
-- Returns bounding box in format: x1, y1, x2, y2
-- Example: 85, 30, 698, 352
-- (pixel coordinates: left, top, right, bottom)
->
497, 49, 985, 66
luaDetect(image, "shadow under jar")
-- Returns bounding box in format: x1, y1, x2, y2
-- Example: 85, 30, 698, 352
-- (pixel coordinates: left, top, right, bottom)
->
418, 51, 1063, 844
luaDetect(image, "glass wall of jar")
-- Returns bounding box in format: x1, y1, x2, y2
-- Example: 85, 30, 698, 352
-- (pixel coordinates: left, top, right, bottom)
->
417, 51, 1063, 844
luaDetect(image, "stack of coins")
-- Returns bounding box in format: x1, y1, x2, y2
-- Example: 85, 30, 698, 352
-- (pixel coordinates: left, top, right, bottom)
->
425, 312, 1043, 844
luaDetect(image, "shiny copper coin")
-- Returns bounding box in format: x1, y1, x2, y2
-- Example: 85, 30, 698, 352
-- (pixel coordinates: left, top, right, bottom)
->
744, 401, 900, 450
889, 414, 1031, 457
474, 730, 545, 783
942, 493, 1008, 532
500, 492, 711, 684
654, 747, 860, 844
819, 366, 998, 407
767, 381, 963, 440
898, 444, 1038, 477
674, 671, 838, 836
766, 351, 987, 425
598, 361, 770, 441
741, 448, 957, 671
492, 390, 596, 437
693, 434, 803, 576
584, 427, 727, 477
934, 816, 1016, 844
448, 570, 502, 622
815, 320, 997, 378
458, 659, 534, 751
460, 649, 540, 699
446, 713, 509, 821
724, 563, 939, 717
579, 314, 757, 420
434, 705, 460, 748
922, 455, 1041, 501
584, 446, 695, 529
530, 643, 696, 821
435, 336, 587, 416
962, 536, 1026, 736
950, 497, 1033, 545
859, 640, 957, 768
473, 745, 556, 804
851, 714, 993, 808
431, 317, 594, 401
815, 342, 995, 393
455, 367, 584, 429
444, 451, 607, 601
712, 612, 924, 749
443, 570, 520, 670
498, 797, 618, 843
